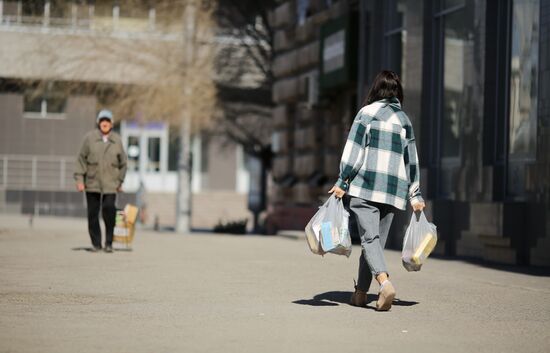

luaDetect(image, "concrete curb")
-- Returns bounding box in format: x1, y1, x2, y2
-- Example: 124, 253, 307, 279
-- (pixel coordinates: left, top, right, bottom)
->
277, 230, 303, 241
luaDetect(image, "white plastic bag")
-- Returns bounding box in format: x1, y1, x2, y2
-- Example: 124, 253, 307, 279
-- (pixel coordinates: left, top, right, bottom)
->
304, 196, 352, 257
304, 202, 327, 256
402, 211, 437, 271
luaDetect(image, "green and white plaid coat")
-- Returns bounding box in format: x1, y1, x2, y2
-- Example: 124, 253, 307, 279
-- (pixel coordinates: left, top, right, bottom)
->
335, 97, 423, 210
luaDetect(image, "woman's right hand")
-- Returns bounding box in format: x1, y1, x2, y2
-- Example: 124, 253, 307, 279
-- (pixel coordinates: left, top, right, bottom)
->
328, 185, 346, 199
412, 201, 425, 212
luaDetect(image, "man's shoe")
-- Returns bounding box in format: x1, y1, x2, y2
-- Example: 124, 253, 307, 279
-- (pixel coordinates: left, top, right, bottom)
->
90, 246, 102, 253
376, 281, 396, 311
350, 280, 367, 307
104, 246, 113, 253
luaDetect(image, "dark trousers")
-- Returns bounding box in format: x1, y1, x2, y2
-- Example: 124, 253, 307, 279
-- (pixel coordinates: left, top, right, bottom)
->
86, 192, 116, 248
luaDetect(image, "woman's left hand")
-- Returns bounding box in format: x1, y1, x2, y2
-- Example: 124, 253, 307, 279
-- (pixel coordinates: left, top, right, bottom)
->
328, 185, 346, 198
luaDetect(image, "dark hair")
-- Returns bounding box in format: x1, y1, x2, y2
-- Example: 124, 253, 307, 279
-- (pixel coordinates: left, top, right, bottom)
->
364, 70, 404, 105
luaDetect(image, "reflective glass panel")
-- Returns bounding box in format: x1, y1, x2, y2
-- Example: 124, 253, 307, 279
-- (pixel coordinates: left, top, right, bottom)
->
509, 0, 539, 157
383, 0, 407, 86
443, 0, 465, 10
441, 8, 474, 158
147, 137, 161, 172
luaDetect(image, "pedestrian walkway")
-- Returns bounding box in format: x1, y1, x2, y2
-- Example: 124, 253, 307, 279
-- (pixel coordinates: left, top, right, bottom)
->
0, 214, 549, 353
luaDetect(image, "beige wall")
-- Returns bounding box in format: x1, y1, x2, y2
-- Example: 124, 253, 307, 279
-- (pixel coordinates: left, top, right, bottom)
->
0, 93, 96, 156
0, 30, 175, 84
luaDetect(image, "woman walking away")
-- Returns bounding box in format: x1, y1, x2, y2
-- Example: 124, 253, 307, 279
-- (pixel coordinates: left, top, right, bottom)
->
329, 70, 425, 311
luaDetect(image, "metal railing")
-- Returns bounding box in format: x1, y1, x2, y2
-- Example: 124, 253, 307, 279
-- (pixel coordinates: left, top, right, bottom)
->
0, 1, 160, 34
0, 154, 76, 191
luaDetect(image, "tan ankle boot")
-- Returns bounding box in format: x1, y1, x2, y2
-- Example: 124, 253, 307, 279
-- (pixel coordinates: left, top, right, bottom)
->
350, 281, 367, 307
376, 281, 396, 311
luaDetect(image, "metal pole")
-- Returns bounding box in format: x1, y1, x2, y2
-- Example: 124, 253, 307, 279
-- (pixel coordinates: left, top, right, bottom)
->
0, 1, 4, 25
175, 1, 196, 234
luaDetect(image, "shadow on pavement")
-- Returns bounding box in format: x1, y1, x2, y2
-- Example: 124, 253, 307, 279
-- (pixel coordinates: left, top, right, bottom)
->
71, 247, 133, 252
71, 246, 98, 252
293, 291, 355, 306
293, 291, 419, 309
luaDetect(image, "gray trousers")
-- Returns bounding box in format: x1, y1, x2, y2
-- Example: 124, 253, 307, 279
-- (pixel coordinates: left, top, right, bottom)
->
347, 196, 395, 292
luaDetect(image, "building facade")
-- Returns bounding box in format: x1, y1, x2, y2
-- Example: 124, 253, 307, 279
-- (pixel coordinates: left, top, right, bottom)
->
267, 0, 550, 266
0, 0, 254, 230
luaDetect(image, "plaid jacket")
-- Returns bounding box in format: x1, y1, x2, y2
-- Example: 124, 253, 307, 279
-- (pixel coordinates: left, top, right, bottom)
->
335, 98, 423, 210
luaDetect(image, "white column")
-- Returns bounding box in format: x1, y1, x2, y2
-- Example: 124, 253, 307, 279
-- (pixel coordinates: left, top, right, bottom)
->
148, 7, 155, 31
17, 0, 21, 23
113, 4, 119, 31
191, 134, 201, 193
160, 124, 168, 173
139, 129, 147, 174
235, 145, 250, 194
71, 2, 77, 27
44, 1, 50, 27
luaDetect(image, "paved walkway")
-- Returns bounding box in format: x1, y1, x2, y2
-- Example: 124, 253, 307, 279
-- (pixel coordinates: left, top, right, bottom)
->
0, 214, 549, 353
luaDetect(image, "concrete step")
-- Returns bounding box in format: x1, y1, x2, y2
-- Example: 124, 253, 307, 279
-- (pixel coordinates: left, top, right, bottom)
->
456, 231, 484, 258
484, 245, 517, 265
530, 235, 550, 267
191, 191, 252, 230
467, 203, 502, 236
479, 234, 512, 248
142, 191, 253, 230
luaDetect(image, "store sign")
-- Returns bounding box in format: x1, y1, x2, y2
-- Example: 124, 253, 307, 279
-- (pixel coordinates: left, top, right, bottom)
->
322, 30, 345, 74
319, 14, 357, 90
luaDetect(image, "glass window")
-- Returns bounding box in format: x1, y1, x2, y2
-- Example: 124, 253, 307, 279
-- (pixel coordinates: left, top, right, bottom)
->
49, 0, 69, 19
508, 0, 539, 158
23, 82, 67, 118
22, 1, 45, 16
168, 129, 180, 172
383, 0, 406, 86
440, 6, 474, 159
127, 136, 140, 172
297, 0, 310, 26
443, 0, 465, 10
147, 137, 161, 172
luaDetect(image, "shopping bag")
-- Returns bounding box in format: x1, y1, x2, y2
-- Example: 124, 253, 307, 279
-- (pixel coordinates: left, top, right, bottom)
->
113, 204, 138, 247
304, 195, 352, 257
402, 211, 437, 271
305, 199, 328, 255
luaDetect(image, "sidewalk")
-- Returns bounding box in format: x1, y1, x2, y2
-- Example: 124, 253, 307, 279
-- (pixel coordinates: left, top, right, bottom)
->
0, 214, 549, 353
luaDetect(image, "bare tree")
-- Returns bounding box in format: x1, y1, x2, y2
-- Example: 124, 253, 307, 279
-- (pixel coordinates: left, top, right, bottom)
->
214, 0, 276, 232
22, 0, 218, 233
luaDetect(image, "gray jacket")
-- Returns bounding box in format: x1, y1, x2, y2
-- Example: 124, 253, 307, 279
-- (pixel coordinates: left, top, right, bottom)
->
74, 129, 127, 194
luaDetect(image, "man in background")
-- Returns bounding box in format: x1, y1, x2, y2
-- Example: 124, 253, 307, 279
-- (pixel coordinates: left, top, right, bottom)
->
74, 110, 127, 253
